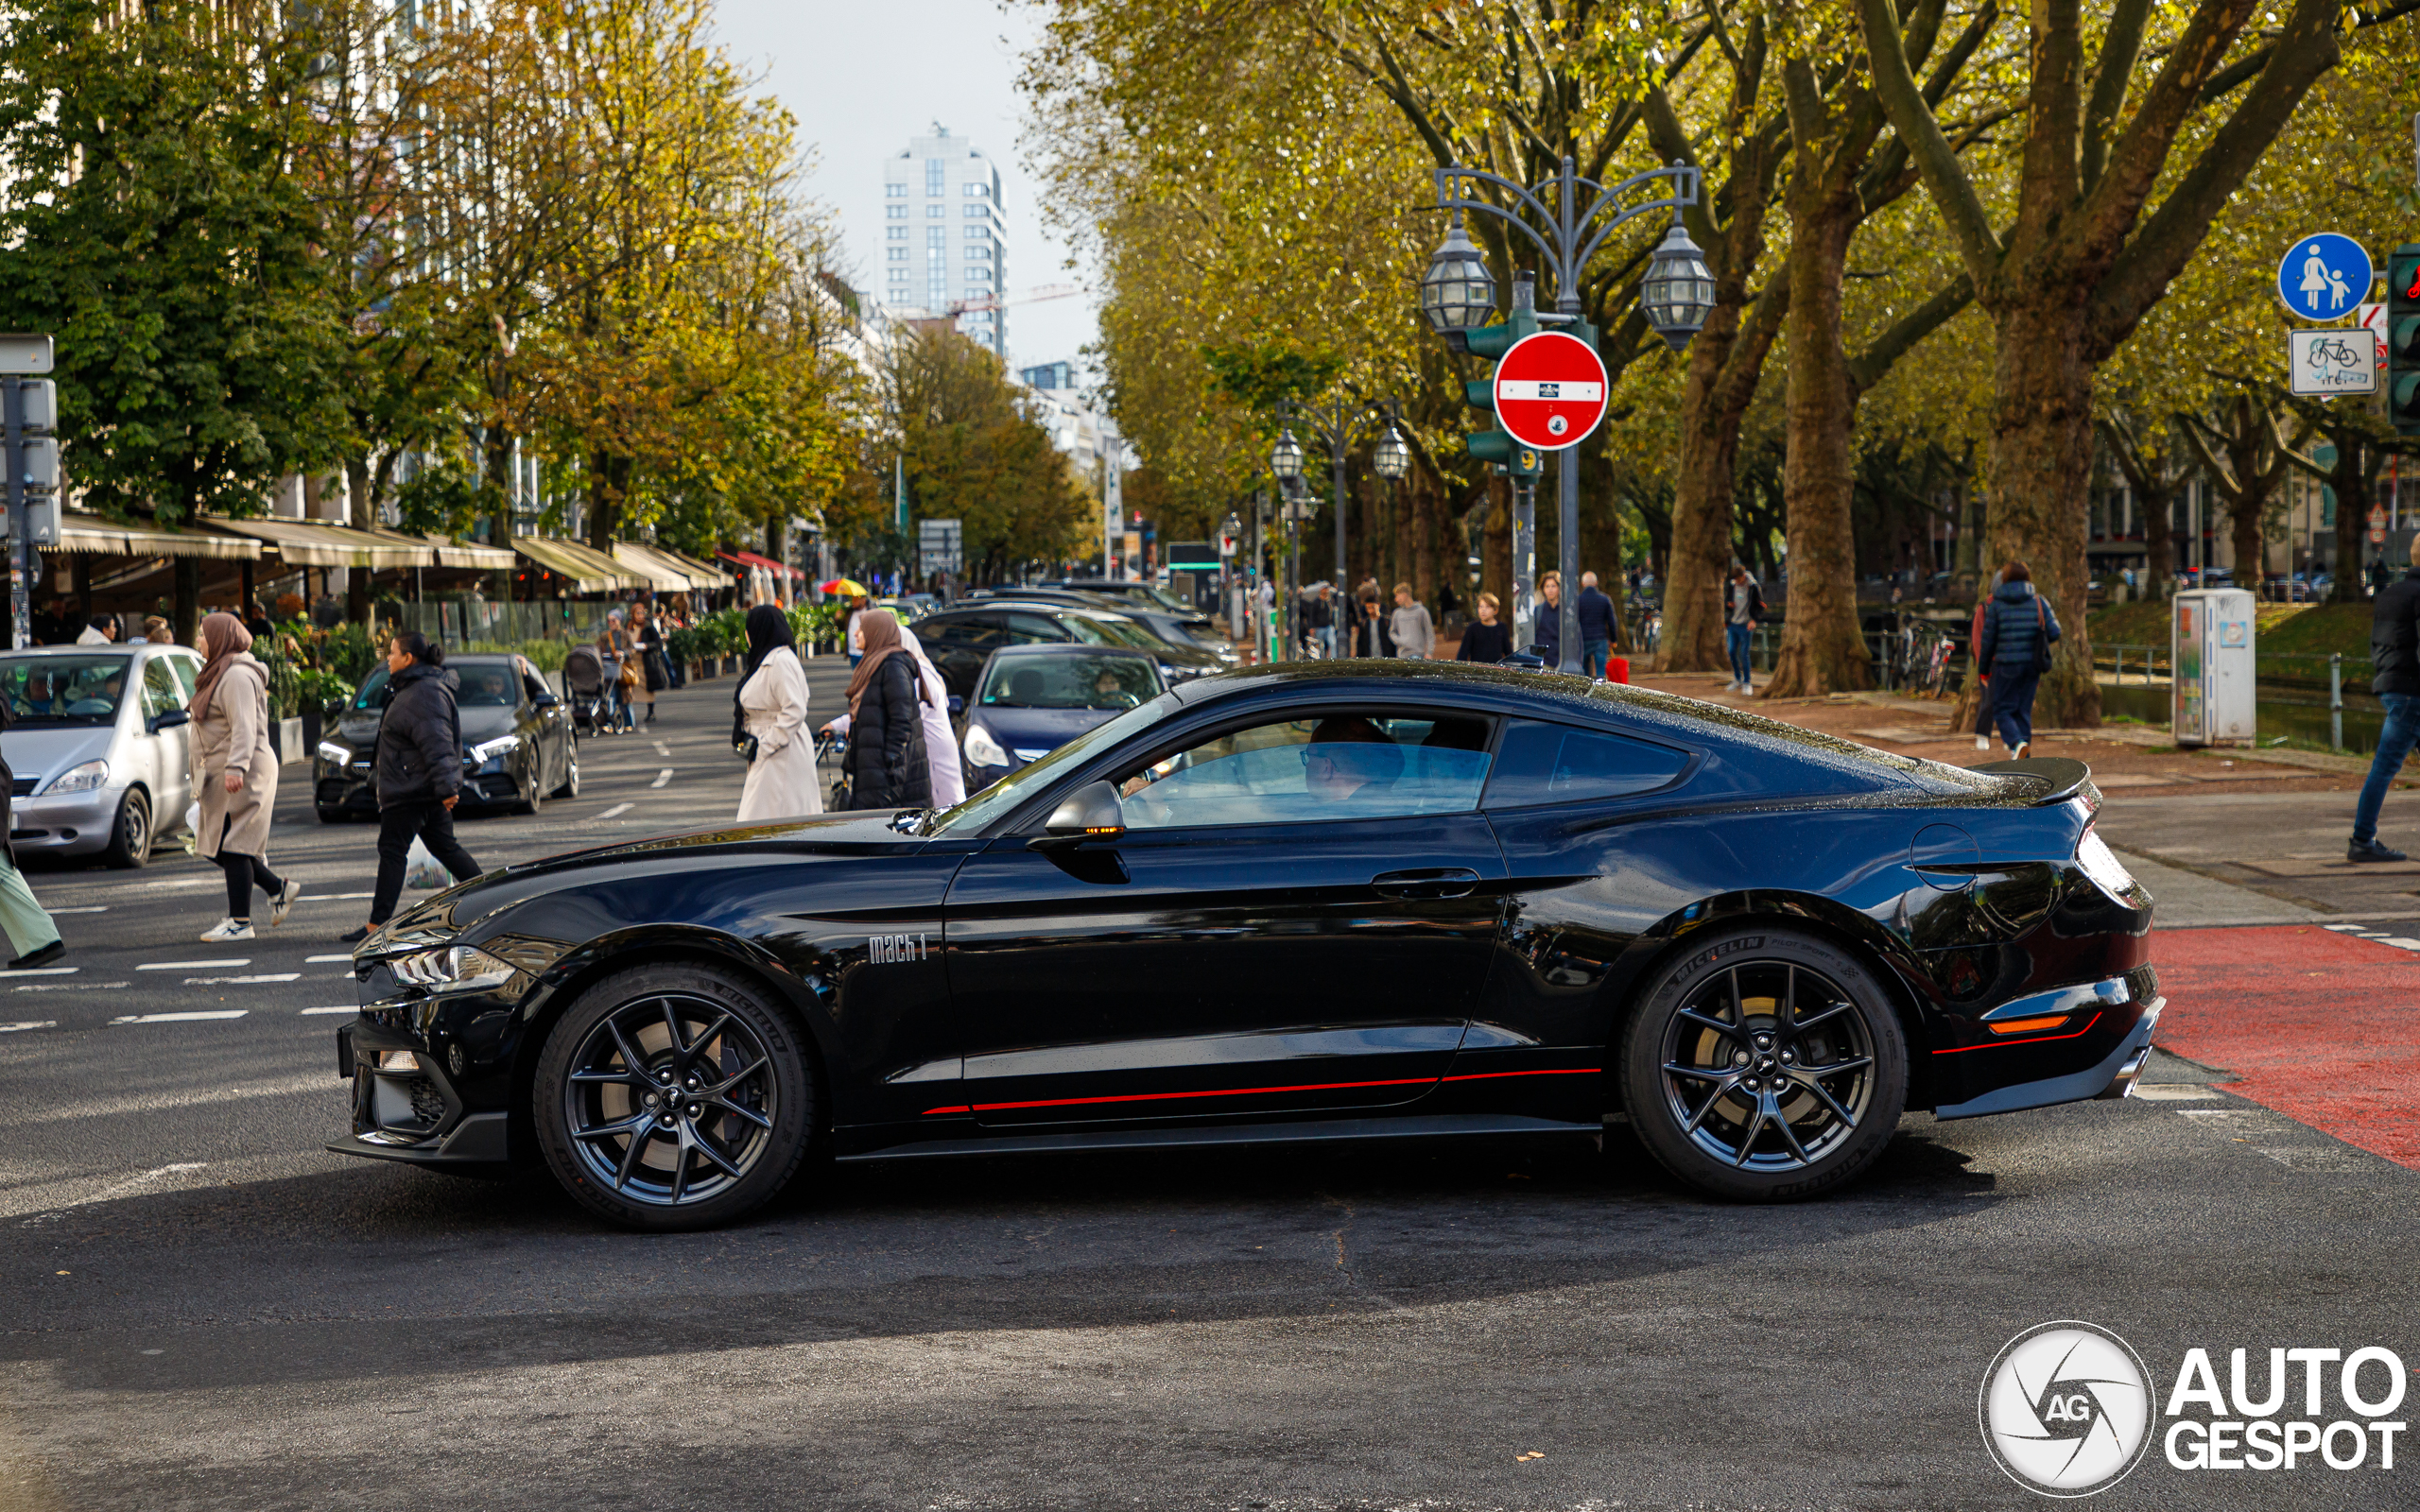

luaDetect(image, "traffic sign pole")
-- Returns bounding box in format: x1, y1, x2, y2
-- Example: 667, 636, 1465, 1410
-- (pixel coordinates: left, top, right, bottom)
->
4, 378, 22, 650
1488, 329, 1609, 673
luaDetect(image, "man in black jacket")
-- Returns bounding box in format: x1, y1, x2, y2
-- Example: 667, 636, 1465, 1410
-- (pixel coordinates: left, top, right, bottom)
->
347, 634, 484, 940
2351, 569, 2420, 860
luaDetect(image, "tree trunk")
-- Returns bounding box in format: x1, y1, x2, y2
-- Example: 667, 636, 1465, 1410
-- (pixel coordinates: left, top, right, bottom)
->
173, 558, 200, 648
1481, 481, 1511, 610
2229, 486, 2269, 591
1765, 190, 1872, 698
1986, 302, 2100, 727
1412, 468, 1439, 609
2332, 435, 2369, 601
2139, 477, 2173, 599
1658, 338, 1752, 673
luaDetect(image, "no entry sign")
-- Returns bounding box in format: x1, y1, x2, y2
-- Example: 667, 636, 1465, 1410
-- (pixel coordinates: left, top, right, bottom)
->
1492, 331, 1608, 450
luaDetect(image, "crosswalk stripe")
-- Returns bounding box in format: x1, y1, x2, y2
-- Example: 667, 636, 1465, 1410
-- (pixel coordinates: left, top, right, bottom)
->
0, 1020, 56, 1032
300, 1005, 356, 1016
111, 1010, 248, 1024
136, 959, 248, 971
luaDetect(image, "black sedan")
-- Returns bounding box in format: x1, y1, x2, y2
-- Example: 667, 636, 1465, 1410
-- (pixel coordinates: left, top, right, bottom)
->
315, 653, 579, 821
329, 662, 2159, 1231
959, 644, 1165, 787
913, 601, 1226, 697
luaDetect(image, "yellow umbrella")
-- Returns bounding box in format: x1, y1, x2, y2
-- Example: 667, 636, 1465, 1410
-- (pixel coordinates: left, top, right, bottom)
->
820, 577, 869, 597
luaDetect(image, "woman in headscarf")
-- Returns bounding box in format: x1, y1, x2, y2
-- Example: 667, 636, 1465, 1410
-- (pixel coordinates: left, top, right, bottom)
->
734, 604, 821, 822
816, 622, 964, 808
838, 610, 930, 810
188, 611, 298, 942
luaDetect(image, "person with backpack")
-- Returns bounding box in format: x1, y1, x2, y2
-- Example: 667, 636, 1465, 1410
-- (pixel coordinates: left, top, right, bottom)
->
1975, 559, 2062, 759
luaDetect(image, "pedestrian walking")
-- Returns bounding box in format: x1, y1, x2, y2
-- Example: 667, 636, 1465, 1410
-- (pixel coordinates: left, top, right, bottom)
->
819, 620, 965, 808
1724, 565, 1764, 693
1576, 572, 1617, 678
1388, 582, 1434, 659
597, 610, 637, 732
1456, 592, 1510, 663
188, 612, 300, 942
845, 594, 871, 668
734, 604, 821, 823
344, 633, 482, 944
630, 603, 665, 727
139, 614, 175, 647
76, 613, 116, 645
1975, 559, 2060, 759
1534, 573, 1564, 666
2349, 563, 2420, 861
839, 610, 932, 810
0, 696, 63, 969
1308, 583, 1336, 659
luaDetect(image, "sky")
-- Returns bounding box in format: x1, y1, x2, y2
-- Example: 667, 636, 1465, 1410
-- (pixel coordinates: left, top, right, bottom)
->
713, 0, 1099, 384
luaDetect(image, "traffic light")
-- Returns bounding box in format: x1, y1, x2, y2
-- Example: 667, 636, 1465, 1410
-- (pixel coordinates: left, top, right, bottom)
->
3, 377, 59, 545
2391, 244, 2420, 436
1458, 303, 1541, 475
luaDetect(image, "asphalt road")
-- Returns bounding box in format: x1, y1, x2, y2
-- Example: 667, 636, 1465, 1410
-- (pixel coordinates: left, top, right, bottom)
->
2, 669, 2413, 1512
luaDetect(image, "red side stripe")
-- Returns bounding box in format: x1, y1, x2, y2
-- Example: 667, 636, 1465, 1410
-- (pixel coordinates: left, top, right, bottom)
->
921, 1105, 973, 1116
1930, 1010, 2103, 1055
925, 1065, 1601, 1115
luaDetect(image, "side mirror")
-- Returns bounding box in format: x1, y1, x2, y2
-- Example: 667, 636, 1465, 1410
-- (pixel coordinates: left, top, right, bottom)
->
1497, 648, 1547, 671
1028, 780, 1124, 851
148, 709, 191, 732
533, 692, 560, 709
946, 695, 965, 717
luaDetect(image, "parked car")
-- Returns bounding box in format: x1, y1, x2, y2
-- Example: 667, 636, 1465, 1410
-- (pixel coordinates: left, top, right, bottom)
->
314, 653, 579, 821
958, 644, 1166, 787
0, 644, 203, 867
1040, 578, 1207, 617
913, 602, 1227, 698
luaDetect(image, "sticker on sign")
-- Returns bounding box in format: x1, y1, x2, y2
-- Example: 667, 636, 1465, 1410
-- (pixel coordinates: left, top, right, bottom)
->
2288, 328, 2377, 395
1492, 332, 1610, 451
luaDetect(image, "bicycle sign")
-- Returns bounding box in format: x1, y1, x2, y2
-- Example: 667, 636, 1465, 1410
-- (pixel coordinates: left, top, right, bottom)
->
2287, 328, 2377, 395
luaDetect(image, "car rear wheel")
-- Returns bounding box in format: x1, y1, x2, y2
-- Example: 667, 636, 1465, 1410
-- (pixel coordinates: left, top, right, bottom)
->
553, 747, 580, 799
534, 965, 815, 1230
1620, 927, 1906, 1202
101, 789, 150, 869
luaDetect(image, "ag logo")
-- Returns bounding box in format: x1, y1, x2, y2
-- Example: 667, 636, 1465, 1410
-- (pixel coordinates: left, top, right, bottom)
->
1979, 1321, 2154, 1497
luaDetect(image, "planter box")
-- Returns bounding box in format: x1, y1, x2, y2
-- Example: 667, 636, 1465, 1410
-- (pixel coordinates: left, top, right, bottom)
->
273, 716, 304, 764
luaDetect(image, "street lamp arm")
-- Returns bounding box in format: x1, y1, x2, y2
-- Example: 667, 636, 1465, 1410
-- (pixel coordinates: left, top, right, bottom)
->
1573, 166, 1703, 280
1434, 166, 1565, 273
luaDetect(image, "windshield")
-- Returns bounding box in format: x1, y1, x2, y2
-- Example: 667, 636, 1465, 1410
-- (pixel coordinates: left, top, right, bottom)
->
1140, 586, 1194, 613
1080, 615, 1167, 652
927, 691, 1179, 835
453, 665, 520, 707
1, 656, 133, 726
980, 654, 1160, 711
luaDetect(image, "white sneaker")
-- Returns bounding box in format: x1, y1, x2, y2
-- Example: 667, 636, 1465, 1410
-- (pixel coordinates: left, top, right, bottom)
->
268, 879, 302, 928
200, 918, 254, 942
1976, 736, 1990, 751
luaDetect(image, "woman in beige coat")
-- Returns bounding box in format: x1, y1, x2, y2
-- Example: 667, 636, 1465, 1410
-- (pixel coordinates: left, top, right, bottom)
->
189, 612, 299, 942
735, 605, 821, 822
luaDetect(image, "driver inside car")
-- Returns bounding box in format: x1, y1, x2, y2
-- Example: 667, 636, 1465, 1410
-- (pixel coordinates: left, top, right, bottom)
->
1302, 716, 1402, 803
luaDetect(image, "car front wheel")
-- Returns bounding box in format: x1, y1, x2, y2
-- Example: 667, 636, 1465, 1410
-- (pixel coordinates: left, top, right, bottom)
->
534, 964, 816, 1230
1620, 926, 1907, 1202
101, 789, 150, 869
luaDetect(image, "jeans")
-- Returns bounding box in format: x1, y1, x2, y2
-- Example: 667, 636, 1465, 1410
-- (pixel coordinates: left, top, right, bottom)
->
2354, 691, 2418, 842
1724, 623, 1753, 684
1316, 626, 1335, 660
1991, 663, 2041, 749
370, 799, 482, 925
1582, 638, 1610, 678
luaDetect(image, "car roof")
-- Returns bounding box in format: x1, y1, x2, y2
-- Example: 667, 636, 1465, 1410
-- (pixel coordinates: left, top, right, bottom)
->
959, 599, 1132, 621
3, 644, 192, 656
988, 642, 1153, 659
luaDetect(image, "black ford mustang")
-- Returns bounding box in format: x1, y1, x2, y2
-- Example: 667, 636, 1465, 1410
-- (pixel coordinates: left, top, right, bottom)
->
330, 662, 2159, 1230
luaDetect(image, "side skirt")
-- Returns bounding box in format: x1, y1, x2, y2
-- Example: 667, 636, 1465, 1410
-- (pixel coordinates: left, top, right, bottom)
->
835, 1112, 1600, 1163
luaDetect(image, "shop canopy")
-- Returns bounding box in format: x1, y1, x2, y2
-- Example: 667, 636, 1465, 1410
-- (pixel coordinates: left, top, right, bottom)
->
52, 512, 262, 560
613, 542, 730, 593
209, 517, 437, 569
717, 549, 804, 579
512, 536, 648, 594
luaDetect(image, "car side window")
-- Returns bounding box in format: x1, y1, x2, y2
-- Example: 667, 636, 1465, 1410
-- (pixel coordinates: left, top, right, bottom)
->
140, 657, 181, 718
1006, 613, 1068, 644
164, 655, 199, 701
1483, 719, 1690, 808
929, 614, 1004, 649
1115, 712, 1493, 830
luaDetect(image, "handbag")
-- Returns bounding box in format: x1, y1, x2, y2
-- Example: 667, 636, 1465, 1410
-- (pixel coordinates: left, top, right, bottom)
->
2031, 598, 2060, 674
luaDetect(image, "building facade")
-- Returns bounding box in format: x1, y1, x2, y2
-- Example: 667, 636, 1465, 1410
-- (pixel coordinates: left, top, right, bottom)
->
882, 124, 1007, 357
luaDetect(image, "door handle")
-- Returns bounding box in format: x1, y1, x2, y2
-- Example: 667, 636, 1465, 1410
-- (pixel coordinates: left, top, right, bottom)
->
1372, 868, 1481, 900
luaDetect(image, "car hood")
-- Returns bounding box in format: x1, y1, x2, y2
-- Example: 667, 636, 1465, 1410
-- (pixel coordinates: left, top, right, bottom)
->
369, 810, 932, 945
973, 705, 1123, 753
2, 727, 117, 788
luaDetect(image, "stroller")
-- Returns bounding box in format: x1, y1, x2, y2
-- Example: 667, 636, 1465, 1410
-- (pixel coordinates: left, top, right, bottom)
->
562, 644, 609, 735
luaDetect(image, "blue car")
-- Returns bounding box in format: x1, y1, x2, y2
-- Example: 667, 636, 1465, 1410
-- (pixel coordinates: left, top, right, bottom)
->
959, 644, 1166, 787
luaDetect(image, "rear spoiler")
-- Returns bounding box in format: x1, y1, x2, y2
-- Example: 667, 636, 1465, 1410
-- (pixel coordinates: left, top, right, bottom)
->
1971, 756, 2097, 809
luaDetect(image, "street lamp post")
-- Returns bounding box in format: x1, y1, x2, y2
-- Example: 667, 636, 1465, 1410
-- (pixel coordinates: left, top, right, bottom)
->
1270, 427, 1306, 661
1423, 157, 1713, 674
1281, 394, 1392, 611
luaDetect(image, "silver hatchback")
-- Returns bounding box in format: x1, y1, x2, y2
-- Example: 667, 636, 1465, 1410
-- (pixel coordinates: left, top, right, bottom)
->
1, 644, 204, 867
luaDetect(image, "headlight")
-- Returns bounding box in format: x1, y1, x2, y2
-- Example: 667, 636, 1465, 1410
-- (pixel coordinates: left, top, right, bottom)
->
387, 944, 517, 993
375, 1050, 421, 1072
43, 760, 108, 795
470, 734, 520, 765
963, 723, 1010, 768
316, 741, 351, 766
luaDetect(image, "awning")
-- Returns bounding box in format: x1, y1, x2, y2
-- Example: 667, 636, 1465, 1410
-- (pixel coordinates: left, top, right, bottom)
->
717, 549, 804, 579
209, 517, 435, 569
631, 543, 734, 591
512, 536, 646, 593
610, 542, 699, 593
52, 513, 262, 560
395, 530, 513, 571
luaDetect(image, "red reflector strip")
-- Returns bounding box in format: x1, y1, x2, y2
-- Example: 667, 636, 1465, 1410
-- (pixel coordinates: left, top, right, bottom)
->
921, 1105, 972, 1116
1932, 1010, 2102, 1055
1987, 1014, 2072, 1036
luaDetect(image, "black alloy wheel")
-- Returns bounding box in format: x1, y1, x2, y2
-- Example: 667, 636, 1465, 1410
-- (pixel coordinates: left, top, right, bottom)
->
1620, 927, 1907, 1201
553, 745, 580, 799
516, 759, 543, 816
101, 789, 150, 869
534, 964, 815, 1230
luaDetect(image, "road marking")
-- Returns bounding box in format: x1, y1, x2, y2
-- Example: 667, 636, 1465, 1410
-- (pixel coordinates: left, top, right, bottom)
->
49, 905, 106, 915
649, 768, 673, 789
0, 967, 75, 978
111, 1010, 248, 1024
305, 954, 353, 964
596, 803, 632, 819
184, 972, 299, 985
131, 878, 216, 890
654, 740, 671, 757
14, 982, 128, 992
136, 959, 249, 971
300, 1005, 356, 1016
302, 892, 374, 902
2133, 1084, 2221, 1100
0, 1021, 56, 1032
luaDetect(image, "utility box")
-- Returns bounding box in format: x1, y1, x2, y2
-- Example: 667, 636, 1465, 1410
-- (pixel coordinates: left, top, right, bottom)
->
2173, 588, 2256, 746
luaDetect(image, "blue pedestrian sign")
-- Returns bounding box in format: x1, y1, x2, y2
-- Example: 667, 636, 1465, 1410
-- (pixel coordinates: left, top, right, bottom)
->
2277, 233, 2373, 321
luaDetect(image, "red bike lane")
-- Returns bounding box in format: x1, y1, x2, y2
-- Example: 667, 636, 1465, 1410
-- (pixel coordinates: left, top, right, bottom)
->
2151, 924, 2420, 1169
